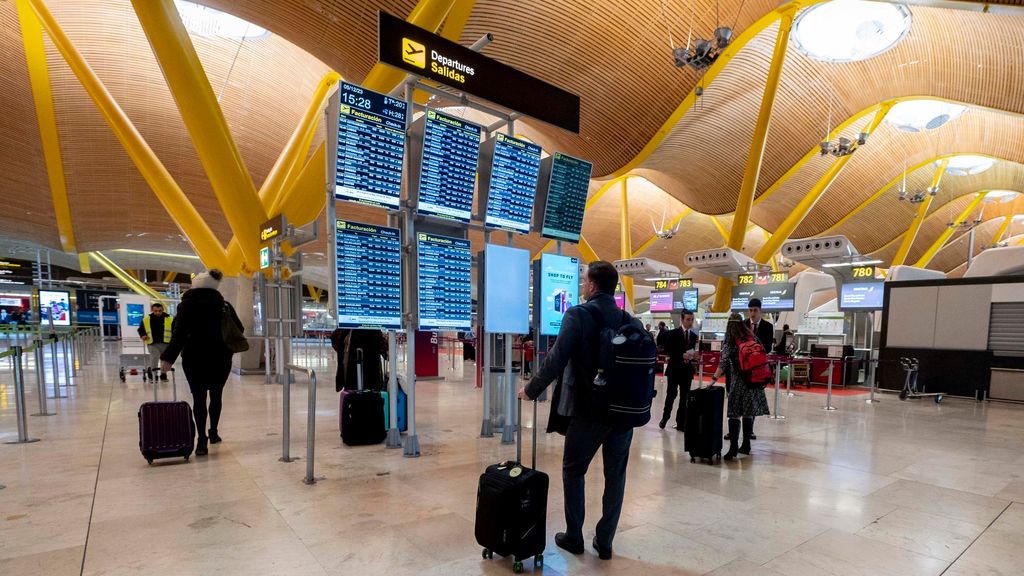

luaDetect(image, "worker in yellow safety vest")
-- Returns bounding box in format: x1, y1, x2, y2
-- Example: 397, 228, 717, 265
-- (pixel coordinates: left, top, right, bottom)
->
138, 302, 173, 382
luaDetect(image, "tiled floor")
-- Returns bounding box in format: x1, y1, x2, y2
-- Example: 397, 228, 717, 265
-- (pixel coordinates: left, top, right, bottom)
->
2, 341, 1024, 575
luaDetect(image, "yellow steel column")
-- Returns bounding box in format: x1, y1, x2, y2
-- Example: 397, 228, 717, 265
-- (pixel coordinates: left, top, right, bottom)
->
26, 0, 228, 270
362, 0, 459, 92
17, 0, 76, 253
132, 0, 268, 270
278, 141, 327, 226
90, 252, 164, 302
991, 215, 1014, 244
577, 236, 600, 264
531, 240, 556, 261
619, 179, 634, 308
750, 102, 894, 266
891, 161, 947, 267
710, 216, 730, 243
914, 193, 988, 268
162, 270, 178, 283
764, 230, 779, 272
78, 253, 91, 274
712, 8, 796, 312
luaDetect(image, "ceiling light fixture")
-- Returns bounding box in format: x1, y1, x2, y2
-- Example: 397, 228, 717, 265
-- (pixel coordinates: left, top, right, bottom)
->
943, 155, 996, 176
174, 1, 269, 40
980, 190, 1020, 204
793, 0, 912, 63
885, 99, 967, 132
111, 249, 201, 260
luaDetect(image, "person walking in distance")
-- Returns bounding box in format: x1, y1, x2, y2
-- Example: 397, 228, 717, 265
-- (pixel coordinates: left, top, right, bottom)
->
659, 310, 698, 430
138, 302, 172, 382
518, 261, 645, 561
160, 269, 244, 456
711, 313, 770, 460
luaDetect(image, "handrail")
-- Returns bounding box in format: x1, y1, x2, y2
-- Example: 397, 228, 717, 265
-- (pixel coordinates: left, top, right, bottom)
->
285, 363, 317, 485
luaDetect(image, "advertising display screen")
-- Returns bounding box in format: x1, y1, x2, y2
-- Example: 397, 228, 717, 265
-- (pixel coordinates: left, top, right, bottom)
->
614, 292, 625, 310
335, 220, 403, 330
649, 290, 673, 313
0, 259, 34, 286
840, 282, 884, 310
414, 110, 481, 223
536, 253, 580, 336
417, 233, 472, 331
126, 303, 145, 327
483, 244, 530, 334
536, 152, 592, 243
730, 271, 795, 311
334, 81, 408, 209
480, 133, 543, 233
39, 289, 72, 326
0, 294, 32, 324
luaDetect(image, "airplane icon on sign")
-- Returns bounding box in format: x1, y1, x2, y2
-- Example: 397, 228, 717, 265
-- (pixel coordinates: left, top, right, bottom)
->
402, 38, 426, 68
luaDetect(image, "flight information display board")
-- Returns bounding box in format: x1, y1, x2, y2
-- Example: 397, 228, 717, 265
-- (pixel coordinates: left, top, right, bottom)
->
335, 219, 403, 330
479, 133, 543, 233
676, 289, 699, 312
839, 282, 884, 310
334, 81, 407, 209
535, 152, 592, 243
417, 233, 472, 331
413, 110, 481, 222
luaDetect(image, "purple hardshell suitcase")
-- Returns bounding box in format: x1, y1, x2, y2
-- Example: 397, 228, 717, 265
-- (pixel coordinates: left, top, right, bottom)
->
138, 368, 195, 464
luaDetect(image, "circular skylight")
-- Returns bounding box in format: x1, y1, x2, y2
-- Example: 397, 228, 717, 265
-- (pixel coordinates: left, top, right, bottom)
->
174, 1, 269, 40
981, 190, 1020, 204
885, 99, 967, 132
793, 0, 912, 63
943, 155, 996, 176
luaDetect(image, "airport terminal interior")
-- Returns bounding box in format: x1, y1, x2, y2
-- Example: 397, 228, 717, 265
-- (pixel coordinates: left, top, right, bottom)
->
2, 0, 1024, 574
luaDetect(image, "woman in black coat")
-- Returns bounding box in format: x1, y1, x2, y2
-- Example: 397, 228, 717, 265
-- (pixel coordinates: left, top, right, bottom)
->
330, 328, 388, 392
161, 269, 243, 456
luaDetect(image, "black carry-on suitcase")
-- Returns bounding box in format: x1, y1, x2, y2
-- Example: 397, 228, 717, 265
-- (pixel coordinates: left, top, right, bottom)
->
684, 384, 725, 464
340, 349, 387, 446
138, 368, 195, 464
475, 399, 548, 573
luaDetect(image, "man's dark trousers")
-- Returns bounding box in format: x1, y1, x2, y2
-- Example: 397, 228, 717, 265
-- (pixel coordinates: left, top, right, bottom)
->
661, 365, 693, 429
562, 417, 634, 549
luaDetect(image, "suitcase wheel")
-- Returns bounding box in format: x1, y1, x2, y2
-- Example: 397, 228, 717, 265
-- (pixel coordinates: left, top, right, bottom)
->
184, 455, 190, 462
147, 459, 153, 465
513, 560, 524, 574
690, 456, 696, 463
482, 548, 493, 560
534, 554, 543, 567
935, 394, 943, 404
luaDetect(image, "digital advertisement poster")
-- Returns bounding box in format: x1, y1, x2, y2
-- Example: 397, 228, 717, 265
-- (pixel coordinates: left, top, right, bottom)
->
39, 289, 72, 326
126, 303, 146, 327
536, 253, 579, 336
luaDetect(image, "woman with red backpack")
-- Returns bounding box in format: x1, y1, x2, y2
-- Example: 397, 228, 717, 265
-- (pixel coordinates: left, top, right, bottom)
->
710, 312, 770, 460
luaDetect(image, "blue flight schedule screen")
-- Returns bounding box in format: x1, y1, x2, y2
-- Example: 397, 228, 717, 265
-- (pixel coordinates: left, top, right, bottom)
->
482, 133, 542, 233
335, 219, 403, 330
334, 81, 407, 209
415, 111, 481, 222
417, 233, 472, 331
540, 152, 592, 242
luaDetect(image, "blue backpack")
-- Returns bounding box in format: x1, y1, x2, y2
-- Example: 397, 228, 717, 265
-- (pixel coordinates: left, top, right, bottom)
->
583, 306, 658, 428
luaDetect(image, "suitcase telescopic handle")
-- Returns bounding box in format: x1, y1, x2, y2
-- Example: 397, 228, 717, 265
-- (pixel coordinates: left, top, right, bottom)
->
154, 367, 176, 402
356, 348, 364, 391
515, 399, 538, 470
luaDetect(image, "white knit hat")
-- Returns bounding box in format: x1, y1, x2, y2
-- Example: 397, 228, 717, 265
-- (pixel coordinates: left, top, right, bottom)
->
191, 269, 223, 290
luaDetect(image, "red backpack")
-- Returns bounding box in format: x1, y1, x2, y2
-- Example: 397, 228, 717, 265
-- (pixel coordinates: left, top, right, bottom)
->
737, 336, 772, 388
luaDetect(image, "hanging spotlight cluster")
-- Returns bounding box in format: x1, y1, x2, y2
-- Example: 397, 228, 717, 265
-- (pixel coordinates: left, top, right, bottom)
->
819, 132, 869, 157
672, 27, 733, 70
897, 186, 938, 204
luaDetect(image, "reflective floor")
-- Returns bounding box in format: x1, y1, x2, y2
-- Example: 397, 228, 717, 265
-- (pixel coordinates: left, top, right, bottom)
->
2, 342, 1024, 575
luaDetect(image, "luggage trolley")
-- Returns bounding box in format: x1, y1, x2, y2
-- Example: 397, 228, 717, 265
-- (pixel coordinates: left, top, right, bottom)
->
895, 357, 943, 404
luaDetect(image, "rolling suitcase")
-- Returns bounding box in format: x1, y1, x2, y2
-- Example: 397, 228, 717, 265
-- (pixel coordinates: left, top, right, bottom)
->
138, 368, 195, 464
684, 384, 724, 464
475, 400, 548, 573
381, 382, 408, 432
339, 349, 386, 446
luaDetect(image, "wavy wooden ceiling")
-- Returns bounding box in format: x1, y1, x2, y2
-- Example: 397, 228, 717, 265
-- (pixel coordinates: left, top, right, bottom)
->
3, 0, 1024, 281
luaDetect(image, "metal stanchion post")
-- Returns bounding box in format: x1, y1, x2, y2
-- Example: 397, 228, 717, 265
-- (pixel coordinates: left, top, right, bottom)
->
286, 364, 318, 484
769, 359, 786, 420
5, 347, 40, 444
866, 358, 880, 404
32, 341, 55, 416
280, 358, 294, 462
823, 358, 837, 411
61, 336, 72, 387
49, 337, 66, 398
385, 331, 401, 448
70, 333, 78, 375
264, 337, 272, 384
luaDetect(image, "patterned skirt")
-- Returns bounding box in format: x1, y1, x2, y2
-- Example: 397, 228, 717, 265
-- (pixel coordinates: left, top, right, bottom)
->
726, 380, 770, 418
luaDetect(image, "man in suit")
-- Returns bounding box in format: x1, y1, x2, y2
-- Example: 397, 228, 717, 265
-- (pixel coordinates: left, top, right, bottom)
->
659, 310, 698, 430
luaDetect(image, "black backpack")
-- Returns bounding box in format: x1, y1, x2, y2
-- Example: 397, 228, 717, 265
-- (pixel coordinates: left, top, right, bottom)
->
582, 305, 658, 428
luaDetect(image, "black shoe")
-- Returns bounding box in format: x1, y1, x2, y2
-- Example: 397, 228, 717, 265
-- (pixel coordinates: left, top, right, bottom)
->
160, 374, 168, 382
724, 433, 732, 440
208, 430, 222, 444
554, 532, 584, 555
751, 434, 757, 440
658, 419, 667, 429
592, 539, 612, 560
196, 441, 208, 456
739, 439, 751, 455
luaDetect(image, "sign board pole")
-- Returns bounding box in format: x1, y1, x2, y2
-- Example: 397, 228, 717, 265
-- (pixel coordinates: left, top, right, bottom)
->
402, 81, 420, 458
481, 230, 493, 437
